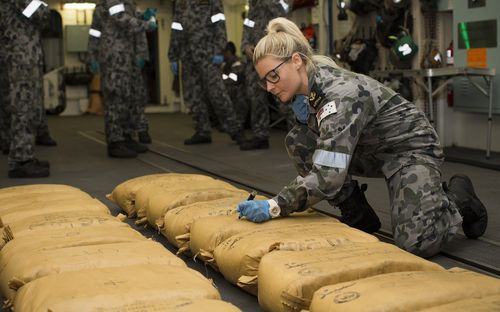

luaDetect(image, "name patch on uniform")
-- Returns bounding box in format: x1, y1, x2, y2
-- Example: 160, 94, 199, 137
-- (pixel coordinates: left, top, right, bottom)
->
171, 22, 183, 31
23, 0, 45, 18
308, 82, 325, 109
211, 13, 225, 23
243, 18, 255, 28
89, 28, 102, 38
316, 101, 337, 125
109, 3, 125, 15
313, 149, 350, 169
280, 0, 289, 12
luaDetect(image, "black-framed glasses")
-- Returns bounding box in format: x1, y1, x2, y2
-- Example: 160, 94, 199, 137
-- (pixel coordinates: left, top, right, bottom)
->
258, 56, 292, 89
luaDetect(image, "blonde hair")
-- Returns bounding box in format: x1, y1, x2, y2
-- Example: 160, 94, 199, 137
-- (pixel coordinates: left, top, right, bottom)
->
253, 17, 339, 74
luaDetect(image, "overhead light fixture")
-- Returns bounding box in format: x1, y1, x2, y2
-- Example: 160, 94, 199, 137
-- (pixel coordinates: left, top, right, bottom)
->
63, 3, 96, 10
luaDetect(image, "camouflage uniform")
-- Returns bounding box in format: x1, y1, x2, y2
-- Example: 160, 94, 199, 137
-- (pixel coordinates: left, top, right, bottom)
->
91, 0, 151, 144
274, 63, 462, 257
130, 15, 150, 135
168, 0, 242, 138
221, 55, 247, 128
241, 0, 289, 139
0, 0, 50, 169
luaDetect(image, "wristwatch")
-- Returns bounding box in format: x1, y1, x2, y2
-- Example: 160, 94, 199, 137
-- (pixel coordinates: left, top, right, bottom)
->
267, 199, 281, 218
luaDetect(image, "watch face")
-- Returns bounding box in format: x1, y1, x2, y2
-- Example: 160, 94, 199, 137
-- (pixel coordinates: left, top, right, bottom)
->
269, 206, 281, 218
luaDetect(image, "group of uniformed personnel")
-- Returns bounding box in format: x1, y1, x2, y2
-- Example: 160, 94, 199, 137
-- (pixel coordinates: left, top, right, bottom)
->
0, 0, 57, 179
168, 0, 290, 150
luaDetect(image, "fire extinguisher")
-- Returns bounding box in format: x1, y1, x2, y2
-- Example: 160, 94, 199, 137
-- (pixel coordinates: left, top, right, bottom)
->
446, 40, 454, 66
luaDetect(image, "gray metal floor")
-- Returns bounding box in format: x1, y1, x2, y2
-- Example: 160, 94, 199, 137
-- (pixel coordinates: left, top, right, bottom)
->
1, 113, 499, 311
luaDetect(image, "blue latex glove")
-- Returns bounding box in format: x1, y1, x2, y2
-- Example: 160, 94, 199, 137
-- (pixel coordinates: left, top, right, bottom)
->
170, 61, 178, 75
212, 54, 224, 65
89, 61, 100, 74
136, 58, 145, 69
236, 200, 271, 223
291, 95, 310, 124
148, 21, 157, 31
143, 8, 156, 21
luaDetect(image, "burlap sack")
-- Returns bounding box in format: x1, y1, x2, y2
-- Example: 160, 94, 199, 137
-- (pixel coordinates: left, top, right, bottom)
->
128, 299, 242, 312
143, 188, 248, 229
420, 294, 500, 312
258, 242, 445, 312
0, 184, 83, 199
135, 183, 242, 221
106, 173, 228, 217
134, 180, 243, 223
0, 226, 146, 272
0, 191, 91, 214
162, 196, 266, 252
1, 210, 127, 245
214, 222, 378, 295
189, 212, 336, 263
47, 299, 243, 312
14, 264, 221, 311
0, 241, 186, 300
309, 268, 500, 312
0, 198, 109, 227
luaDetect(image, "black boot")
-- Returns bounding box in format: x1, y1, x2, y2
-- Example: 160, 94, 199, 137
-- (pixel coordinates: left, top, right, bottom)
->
184, 133, 212, 145
8, 159, 50, 178
239, 137, 269, 150
124, 139, 148, 153
443, 174, 488, 239
107, 142, 137, 158
337, 181, 381, 233
138, 131, 152, 144
35, 133, 57, 146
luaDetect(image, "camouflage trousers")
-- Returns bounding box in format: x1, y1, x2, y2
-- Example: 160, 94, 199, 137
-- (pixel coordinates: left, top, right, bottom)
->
130, 65, 149, 133
182, 58, 241, 137
224, 81, 248, 130
101, 67, 136, 144
285, 124, 462, 257
245, 63, 270, 139
1, 62, 50, 152
4, 65, 45, 169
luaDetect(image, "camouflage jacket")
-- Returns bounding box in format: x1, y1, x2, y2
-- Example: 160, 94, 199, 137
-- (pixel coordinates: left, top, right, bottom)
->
168, 0, 228, 63
0, 0, 50, 66
94, 0, 150, 71
275, 63, 443, 215
241, 0, 288, 58
88, 2, 149, 66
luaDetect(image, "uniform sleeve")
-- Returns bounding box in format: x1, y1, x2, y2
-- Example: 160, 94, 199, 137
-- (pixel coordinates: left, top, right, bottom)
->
275, 76, 372, 215
88, 6, 103, 64
240, 4, 255, 54
135, 31, 150, 61
211, 0, 227, 56
104, 0, 149, 34
167, 1, 184, 62
13, 0, 50, 25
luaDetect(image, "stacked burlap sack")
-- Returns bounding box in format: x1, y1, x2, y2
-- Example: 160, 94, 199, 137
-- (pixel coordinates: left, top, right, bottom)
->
109, 173, 500, 312
0, 183, 241, 312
